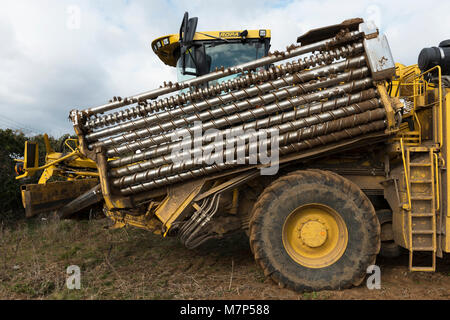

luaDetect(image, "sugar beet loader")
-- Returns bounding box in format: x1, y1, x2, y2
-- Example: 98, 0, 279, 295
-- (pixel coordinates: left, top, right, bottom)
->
15, 14, 450, 292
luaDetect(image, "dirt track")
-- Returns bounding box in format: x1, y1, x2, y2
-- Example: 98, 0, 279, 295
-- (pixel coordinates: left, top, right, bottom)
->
182, 231, 450, 300
0, 219, 449, 299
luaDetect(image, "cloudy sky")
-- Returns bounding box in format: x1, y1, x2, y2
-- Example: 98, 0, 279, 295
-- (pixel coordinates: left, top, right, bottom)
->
1, 0, 449, 137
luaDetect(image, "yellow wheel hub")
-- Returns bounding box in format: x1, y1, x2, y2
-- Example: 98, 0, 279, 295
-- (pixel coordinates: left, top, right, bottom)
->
299, 220, 328, 248
282, 203, 348, 268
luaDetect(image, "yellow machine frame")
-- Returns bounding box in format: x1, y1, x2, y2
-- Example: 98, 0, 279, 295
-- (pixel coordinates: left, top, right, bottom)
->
15, 134, 98, 184
15, 134, 99, 217
381, 62, 450, 271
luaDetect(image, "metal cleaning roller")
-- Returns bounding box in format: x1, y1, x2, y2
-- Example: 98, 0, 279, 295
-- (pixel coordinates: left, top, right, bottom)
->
108, 80, 377, 179
104, 64, 370, 157
76, 30, 363, 121
118, 111, 387, 196
111, 100, 384, 188
85, 42, 364, 139
90, 53, 367, 151
108, 87, 378, 169
70, 24, 395, 201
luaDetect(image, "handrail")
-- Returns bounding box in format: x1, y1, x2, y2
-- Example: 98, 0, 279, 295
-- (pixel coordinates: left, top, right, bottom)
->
409, 65, 442, 147
400, 138, 411, 211
394, 65, 442, 147
413, 112, 422, 145
434, 153, 440, 212
64, 138, 79, 152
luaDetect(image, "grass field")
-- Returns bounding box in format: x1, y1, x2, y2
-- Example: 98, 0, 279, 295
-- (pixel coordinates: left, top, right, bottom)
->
1, 216, 449, 300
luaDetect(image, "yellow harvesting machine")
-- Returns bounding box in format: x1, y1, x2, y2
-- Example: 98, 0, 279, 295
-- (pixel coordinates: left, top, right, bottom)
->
15, 13, 450, 292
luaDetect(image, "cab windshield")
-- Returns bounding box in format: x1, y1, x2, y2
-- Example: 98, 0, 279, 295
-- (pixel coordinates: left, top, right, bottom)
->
176, 40, 266, 83
205, 41, 265, 71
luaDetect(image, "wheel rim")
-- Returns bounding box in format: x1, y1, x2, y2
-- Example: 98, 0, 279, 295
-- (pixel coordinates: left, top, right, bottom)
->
282, 203, 348, 268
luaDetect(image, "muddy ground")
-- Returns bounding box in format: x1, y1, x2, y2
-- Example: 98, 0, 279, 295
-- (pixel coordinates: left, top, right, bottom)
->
0, 218, 449, 300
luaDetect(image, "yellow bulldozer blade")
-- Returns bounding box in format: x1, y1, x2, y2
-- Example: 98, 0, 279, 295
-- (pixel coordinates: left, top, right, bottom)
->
21, 178, 99, 217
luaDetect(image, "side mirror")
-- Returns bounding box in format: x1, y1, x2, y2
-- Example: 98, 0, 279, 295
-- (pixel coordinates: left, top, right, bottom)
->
179, 12, 198, 46
179, 12, 189, 44
185, 17, 198, 45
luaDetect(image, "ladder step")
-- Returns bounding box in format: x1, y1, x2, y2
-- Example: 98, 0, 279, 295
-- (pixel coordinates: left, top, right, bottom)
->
405, 147, 436, 274
411, 246, 435, 251
410, 266, 435, 272
410, 196, 433, 200
408, 147, 431, 152
412, 230, 434, 235
411, 212, 434, 217
409, 163, 432, 166
410, 179, 432, 183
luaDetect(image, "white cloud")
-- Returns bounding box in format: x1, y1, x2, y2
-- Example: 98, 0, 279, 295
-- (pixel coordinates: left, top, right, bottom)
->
0, 0, 448, 137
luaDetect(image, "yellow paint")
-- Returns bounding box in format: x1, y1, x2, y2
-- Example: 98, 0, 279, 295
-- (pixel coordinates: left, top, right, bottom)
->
229, 188, 239, 214
104, 206, 163, 234
377, 84, 395, 129
390, 63, 448, 259
153, 180, 205, 235
400, 138, 411, 211
434, 153, 440, 212
151, 29, 271, 67
21, 178, 98, 217
282, 203, 348, 269
16, 135, 98, 184
300, 221, 328, 248
43, 134, 53, 154
38, 166, 55, 184
445, 91, 450, 252
446, 216, 450, 252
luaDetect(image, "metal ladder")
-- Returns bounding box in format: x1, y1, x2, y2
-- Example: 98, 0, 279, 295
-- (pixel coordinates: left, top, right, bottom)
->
404, 146, 437, 271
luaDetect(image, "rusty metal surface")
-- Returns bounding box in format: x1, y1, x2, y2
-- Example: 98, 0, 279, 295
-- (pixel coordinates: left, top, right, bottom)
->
21, 178, 98, 217
109, 84, 377, 170
296, 18, 363, 45
105, 63, 370, 157
56, 184, 103, 219
111, 99, 382, 187
118, 109, 386, 195
127, 127, 389, 206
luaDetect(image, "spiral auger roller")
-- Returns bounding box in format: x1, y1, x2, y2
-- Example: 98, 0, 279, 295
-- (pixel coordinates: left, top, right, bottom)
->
68, 19, 398, 238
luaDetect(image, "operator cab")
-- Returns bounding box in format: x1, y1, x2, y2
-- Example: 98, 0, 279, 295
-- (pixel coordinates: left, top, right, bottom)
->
151, 12, 271, 86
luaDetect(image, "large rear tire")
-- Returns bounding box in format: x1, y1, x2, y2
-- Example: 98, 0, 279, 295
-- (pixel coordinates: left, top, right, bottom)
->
249, 170, 380, 292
